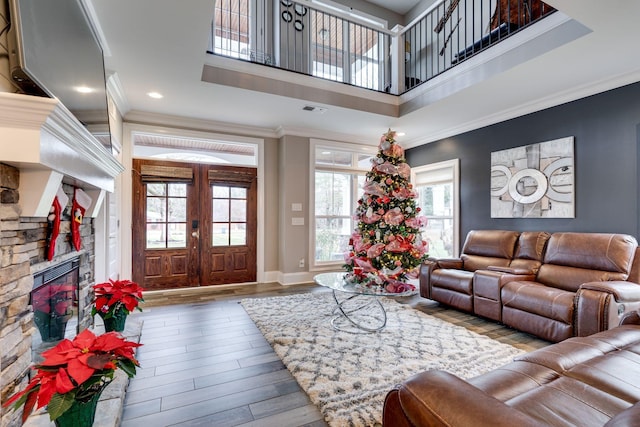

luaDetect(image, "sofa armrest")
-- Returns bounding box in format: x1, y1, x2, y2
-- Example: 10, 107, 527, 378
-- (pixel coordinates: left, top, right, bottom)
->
474, 269, 536, 299
383, 371, 540, 427
487, 265, 536, 275
436, 258, 464, 269
420, 260, 439, 299
576, 281, 640, 336
420, 258, 464, 299
580, 281, 640, 302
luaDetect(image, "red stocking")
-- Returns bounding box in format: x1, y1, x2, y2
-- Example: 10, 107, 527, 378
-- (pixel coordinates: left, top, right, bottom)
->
71, 188, 92, 251
46, 187, 69, 261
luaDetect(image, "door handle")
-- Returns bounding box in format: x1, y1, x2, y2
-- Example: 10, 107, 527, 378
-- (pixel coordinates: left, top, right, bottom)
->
191, 230, 199, 239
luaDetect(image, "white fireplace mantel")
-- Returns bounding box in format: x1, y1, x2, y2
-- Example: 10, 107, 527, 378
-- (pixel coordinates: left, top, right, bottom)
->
0, 92, 124, 217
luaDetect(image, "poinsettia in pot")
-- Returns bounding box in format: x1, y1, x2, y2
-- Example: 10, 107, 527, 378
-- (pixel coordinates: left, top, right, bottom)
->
3, 329, 141, 427
91, 279, 144, 333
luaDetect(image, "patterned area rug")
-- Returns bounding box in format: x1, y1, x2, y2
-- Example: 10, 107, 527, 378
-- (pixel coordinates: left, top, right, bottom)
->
241, 292, 525, 427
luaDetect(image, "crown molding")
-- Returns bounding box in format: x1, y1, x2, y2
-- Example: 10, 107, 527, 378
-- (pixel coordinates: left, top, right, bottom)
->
404, 67, 640, 149
106, 72, 130, 116
124, 110, 279, 139
275, 125, 376, 145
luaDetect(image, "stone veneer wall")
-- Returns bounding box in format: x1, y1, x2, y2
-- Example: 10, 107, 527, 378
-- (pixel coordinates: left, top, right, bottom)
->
0, 163, 96, 427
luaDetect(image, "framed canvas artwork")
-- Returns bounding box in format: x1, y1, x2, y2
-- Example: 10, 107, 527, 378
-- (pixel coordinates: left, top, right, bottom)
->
490, 136, 574, 218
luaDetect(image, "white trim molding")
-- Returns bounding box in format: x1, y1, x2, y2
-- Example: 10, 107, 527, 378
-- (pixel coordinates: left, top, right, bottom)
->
0, 92, 124, 216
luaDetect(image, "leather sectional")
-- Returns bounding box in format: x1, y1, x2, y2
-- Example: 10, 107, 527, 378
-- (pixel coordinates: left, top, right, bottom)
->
420, 230, 640, 342
383, 318, 640, 426
382, 230, 640, 426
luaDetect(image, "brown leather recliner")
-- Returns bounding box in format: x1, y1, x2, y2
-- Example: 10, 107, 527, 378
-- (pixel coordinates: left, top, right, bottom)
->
420, 230, 520, 312
501, 232, 638, 342
383, 322, 640, 427
574, 247, 640, 337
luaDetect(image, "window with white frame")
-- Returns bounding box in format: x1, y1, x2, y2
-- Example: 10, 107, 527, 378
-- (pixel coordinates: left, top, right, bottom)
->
311, 140, 376, 268
412, 159, 460, 258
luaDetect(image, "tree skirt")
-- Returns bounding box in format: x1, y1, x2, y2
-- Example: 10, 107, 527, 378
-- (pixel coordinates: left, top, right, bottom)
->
240, 292, 525, 427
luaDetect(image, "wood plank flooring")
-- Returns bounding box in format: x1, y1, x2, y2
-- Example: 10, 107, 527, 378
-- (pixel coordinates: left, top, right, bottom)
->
122, 283, 550, 426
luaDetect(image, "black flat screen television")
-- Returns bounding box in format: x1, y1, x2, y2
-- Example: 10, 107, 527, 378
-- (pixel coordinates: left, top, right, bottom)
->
7, 0, 112, 152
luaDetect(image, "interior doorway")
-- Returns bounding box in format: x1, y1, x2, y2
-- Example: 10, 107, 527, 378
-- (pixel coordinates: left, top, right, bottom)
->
132, 158, 257, 290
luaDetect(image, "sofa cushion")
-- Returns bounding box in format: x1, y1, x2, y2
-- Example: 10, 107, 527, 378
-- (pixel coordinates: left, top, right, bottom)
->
509, 231, 551, 273
544, 232, 637, 274
515, 231, 551, 261
537, 264, 628, 292
515, 335, 618, 371
461, 230, 519, 259
469, 360, 559, 401
566, 350, 640, 403
507, 376, 630, 426
502, 281, 575, 323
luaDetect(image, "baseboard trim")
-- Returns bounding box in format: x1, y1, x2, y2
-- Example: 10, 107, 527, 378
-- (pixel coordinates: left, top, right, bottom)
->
278, 271, 316, 286
262, 270, 280, 283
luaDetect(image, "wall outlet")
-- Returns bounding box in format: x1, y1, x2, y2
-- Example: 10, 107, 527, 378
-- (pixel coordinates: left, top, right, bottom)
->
299, 258, 305, 268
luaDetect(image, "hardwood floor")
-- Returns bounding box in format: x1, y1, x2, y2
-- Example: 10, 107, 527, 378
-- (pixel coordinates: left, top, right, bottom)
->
122, 282, 550, 426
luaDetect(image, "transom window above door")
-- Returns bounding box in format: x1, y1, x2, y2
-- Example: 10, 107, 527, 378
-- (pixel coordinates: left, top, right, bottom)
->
132, 132, 258, 166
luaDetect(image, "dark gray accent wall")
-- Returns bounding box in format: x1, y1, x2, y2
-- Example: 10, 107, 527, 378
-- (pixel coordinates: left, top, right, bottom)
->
407, 81, 640, 239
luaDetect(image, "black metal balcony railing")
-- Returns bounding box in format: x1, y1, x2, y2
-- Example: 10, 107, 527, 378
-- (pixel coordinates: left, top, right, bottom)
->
208, 0, 391, 92
403, 0, 555, 92
208, 0, 555, 95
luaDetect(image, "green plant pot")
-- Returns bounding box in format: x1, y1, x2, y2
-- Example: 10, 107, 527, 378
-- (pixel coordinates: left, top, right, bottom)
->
53, 391, 101, 427
99, 309, 127, 332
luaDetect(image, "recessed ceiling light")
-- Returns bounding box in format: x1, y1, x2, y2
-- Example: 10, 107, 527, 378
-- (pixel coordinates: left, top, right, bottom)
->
74, 86, 94, 93
396, 132, 406, 137
147, 92, 163, 99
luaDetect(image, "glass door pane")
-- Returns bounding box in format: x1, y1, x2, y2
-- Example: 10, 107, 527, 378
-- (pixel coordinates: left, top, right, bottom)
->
145, 183, 187, 248
212, 184, 248, 246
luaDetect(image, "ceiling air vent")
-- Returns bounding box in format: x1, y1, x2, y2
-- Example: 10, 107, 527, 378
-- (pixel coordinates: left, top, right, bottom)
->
302, 105, 328, 114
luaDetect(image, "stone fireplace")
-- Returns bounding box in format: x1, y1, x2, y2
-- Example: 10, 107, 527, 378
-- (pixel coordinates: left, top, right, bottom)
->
0, 92, 123, 427
0, 168, 97, 427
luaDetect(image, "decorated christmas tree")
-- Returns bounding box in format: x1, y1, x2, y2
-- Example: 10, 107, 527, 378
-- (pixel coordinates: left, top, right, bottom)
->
343, 129, 429, 293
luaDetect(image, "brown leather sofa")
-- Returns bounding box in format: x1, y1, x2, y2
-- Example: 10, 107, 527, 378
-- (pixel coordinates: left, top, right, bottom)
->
420, 230, 522, 312
422, 230, 640, 342
383, 321, 640, 427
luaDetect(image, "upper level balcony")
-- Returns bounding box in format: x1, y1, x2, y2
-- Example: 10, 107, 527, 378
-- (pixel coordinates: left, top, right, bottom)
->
208, 0, 556, 96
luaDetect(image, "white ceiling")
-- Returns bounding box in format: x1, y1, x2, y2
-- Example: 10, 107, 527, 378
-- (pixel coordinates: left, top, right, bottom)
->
89, 0, 640, 149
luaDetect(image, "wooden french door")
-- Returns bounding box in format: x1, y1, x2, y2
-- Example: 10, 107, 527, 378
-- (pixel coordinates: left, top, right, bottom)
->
132, 159, 257, 290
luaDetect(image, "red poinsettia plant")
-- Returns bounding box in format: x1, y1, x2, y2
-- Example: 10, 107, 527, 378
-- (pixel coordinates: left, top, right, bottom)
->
3, 329, 141, 423
91, 279, 144, 320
